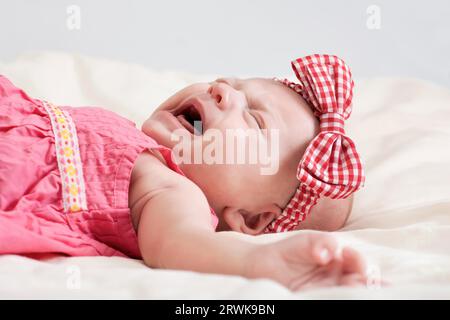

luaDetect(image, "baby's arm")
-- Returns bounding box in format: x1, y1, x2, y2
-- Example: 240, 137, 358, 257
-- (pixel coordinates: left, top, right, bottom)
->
136, 156, 254, 276
135, 153, 368, 290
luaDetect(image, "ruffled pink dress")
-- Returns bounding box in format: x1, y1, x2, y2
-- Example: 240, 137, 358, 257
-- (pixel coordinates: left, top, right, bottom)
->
0, 75, 218, 259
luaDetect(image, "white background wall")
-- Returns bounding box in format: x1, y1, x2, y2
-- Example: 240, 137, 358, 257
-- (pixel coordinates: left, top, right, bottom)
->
0, 0, 449, 86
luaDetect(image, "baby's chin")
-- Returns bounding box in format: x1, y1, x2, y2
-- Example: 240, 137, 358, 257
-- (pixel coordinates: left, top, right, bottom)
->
142, 112, 205, 152
141, 113, 175, 148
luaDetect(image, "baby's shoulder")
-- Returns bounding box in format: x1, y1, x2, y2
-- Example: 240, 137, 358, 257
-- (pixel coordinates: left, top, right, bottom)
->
128, 149, 201, 229
131, 149, 167, 181
130, 149, 187, 195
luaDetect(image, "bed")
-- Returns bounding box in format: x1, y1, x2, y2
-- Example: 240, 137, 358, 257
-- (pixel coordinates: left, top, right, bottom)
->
0, 52, 449, 299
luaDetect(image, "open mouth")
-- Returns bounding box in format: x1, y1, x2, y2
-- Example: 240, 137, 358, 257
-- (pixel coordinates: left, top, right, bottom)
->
174, 104, 203, 135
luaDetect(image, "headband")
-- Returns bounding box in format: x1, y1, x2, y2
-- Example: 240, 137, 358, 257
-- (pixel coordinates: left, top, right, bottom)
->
265, 54, 365, 233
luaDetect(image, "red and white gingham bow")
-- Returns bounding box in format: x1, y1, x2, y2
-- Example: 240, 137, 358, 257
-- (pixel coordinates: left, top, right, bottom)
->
265, 54, 365, 233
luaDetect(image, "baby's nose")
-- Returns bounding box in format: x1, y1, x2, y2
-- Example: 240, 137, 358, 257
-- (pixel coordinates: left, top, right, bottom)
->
208, 82, 246, 111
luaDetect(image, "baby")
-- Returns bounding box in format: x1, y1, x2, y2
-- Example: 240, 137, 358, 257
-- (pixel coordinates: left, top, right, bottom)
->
0, 54, 366, 291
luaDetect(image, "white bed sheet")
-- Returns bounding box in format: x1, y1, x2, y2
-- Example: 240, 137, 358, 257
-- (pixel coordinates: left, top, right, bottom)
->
0, 52, 449, 299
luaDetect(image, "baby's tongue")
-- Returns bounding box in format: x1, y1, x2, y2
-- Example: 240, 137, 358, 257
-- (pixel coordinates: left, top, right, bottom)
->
177, 114, 195, 134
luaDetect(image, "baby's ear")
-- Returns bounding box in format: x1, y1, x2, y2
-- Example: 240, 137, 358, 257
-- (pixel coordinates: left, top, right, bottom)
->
223, 208, 279, 235
243, 211, 278, 235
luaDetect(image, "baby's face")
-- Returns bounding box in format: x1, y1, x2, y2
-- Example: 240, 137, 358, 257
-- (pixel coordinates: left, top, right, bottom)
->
143, 78, 319, 234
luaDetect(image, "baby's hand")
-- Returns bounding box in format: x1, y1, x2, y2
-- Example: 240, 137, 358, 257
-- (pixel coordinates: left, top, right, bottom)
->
245, 233, 369, 291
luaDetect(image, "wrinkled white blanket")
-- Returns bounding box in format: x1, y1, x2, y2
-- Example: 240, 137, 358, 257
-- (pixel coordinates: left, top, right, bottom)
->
0, 52, 449, 299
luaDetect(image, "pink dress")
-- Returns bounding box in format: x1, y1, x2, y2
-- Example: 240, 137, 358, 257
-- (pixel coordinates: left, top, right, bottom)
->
0, 75, 218, 259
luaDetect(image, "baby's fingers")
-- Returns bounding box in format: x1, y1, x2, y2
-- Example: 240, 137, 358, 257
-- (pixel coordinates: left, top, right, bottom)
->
342, 247, 367, 277
339, 273, 367, 287
310, 234, 340, 265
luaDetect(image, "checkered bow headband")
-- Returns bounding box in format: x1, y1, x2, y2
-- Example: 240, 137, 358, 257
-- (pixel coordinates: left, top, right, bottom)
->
265, 54, 365, 233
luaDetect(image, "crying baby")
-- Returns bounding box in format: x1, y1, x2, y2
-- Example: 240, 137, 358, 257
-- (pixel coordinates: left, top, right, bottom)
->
0, 54, 368, 290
